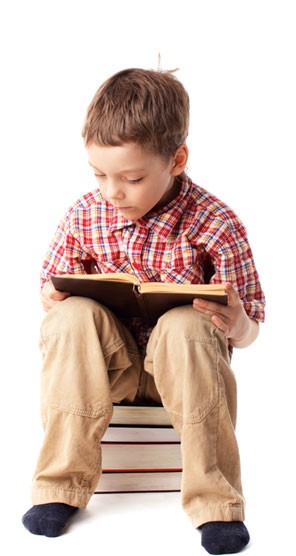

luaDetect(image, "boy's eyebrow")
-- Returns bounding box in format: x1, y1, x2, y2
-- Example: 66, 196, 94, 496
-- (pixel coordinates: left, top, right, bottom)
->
88, 161, 146, 173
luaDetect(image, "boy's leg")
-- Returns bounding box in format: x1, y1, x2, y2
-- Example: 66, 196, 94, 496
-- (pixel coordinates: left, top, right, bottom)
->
144, 306, 249, 552
30, 297, 141, 508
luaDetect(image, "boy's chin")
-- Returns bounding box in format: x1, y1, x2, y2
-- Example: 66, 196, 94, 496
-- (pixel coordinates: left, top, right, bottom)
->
117, 207, 143, 220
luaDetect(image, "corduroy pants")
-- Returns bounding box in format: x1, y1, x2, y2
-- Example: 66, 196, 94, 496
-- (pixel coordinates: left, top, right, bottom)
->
32, 296, 245, 528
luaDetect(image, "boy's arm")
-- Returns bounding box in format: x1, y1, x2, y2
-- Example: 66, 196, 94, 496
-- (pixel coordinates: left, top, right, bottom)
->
40, 206, 88, 289
193, 282, 259, 349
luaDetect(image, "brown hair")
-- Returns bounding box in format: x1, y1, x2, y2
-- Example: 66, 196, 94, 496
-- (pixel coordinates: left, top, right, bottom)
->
82, 68, 190, 159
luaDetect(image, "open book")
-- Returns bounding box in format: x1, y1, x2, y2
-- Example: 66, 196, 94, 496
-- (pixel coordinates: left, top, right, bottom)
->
51, 272, 227, 325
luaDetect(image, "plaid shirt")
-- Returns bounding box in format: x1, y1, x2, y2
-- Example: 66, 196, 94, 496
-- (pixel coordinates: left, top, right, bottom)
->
41, 175, 265, 348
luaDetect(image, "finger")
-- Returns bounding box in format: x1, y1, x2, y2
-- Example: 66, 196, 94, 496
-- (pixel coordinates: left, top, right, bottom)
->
41, 289, 70, 311
193, 297, 231, 319
224, 282, 240, 306
211, 314, 229, 336
52, 290, 71, 301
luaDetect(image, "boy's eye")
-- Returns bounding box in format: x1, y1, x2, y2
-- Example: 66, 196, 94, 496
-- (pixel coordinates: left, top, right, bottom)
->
128, 178, 143, 184
94, 174, 106, 178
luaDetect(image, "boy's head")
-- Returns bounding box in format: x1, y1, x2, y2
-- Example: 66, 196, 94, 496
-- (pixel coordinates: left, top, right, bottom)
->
82, 68, 190, 160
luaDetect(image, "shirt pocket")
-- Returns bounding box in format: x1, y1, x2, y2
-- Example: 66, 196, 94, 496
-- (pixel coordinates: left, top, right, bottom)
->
159, 236, 204, 283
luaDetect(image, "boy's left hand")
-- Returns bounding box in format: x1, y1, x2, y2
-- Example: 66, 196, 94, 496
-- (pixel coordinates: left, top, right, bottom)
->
193, 282, 252, 345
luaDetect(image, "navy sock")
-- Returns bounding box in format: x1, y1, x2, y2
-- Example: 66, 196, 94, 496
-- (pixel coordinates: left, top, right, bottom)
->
22, 503, 78, 537
200, 521, 250, 554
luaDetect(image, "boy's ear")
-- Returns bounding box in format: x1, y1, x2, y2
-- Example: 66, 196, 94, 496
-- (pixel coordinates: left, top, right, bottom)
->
170, 144, 189, 176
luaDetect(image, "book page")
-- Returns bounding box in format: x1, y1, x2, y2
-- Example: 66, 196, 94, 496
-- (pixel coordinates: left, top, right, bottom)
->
139, 282, 227, 295
52, 272, 139, 284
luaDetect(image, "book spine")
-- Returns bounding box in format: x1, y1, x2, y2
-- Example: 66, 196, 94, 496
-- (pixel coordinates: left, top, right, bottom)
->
133, 284, 152, 324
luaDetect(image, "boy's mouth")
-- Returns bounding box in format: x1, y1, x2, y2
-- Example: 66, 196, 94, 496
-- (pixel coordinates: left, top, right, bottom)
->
115, 206, 133, 210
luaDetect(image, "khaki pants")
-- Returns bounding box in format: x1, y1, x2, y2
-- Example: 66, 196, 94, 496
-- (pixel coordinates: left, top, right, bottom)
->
32, 297, 245, 528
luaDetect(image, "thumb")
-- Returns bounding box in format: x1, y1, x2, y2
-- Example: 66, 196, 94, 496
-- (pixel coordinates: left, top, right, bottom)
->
224, 282, 240, 306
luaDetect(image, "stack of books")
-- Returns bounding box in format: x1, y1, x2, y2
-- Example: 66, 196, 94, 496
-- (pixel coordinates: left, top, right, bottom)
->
95, 404, 182, 493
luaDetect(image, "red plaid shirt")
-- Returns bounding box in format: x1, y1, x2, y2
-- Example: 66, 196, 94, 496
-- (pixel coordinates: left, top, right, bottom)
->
41, 175, 265, 347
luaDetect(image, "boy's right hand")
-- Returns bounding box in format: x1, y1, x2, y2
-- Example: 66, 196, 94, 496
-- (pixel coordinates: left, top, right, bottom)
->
41, 280, 71, 312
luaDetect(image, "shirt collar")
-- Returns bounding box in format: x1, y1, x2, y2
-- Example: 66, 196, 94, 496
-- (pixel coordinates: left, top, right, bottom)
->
108, 174, 192, 239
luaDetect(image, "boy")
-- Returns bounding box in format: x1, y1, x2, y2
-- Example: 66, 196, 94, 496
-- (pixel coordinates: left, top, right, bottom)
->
22, 68, 265, 554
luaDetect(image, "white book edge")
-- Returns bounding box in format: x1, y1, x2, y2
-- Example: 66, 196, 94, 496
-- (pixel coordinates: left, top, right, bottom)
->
111, 404, 172, 426
103, 426, 180, 443
101, 443, 182, 470
96, 471, 182, 492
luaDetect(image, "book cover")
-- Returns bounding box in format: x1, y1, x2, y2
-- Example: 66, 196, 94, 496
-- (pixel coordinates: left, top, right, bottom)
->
51, 273, 227, 326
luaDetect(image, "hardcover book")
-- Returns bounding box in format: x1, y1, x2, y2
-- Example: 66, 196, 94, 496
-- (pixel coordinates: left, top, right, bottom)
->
101, 442, 182, 472
96, 471, 181, 493
51, 273, 227, 326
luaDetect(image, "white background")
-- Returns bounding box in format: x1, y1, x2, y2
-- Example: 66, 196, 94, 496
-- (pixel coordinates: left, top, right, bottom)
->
0, 1, 295, 554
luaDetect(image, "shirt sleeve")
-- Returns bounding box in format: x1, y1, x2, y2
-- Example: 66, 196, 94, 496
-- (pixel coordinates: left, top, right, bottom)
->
40, 210, 86, 288
203, 219, 265, 322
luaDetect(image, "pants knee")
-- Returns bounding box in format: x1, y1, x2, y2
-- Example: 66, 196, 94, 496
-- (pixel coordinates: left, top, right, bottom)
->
150, 305, 230, 366
157, 305, 214, 340
41, 296, 109, 337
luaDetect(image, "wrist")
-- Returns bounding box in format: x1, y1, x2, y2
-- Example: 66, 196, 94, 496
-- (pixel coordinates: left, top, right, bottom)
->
230, 318, 259, 349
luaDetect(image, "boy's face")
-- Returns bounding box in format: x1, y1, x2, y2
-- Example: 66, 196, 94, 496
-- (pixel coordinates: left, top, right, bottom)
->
87, 142, 179, 221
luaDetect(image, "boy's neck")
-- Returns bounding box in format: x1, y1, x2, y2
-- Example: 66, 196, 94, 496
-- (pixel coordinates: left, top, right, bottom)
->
150, 176, 182, 214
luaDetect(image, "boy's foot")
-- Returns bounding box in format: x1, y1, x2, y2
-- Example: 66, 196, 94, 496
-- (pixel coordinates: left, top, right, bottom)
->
22, 503, 78, 537
200, 521, 250, 554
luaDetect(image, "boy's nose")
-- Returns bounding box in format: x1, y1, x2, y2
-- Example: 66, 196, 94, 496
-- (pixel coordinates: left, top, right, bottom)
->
106, 180, 124, 200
